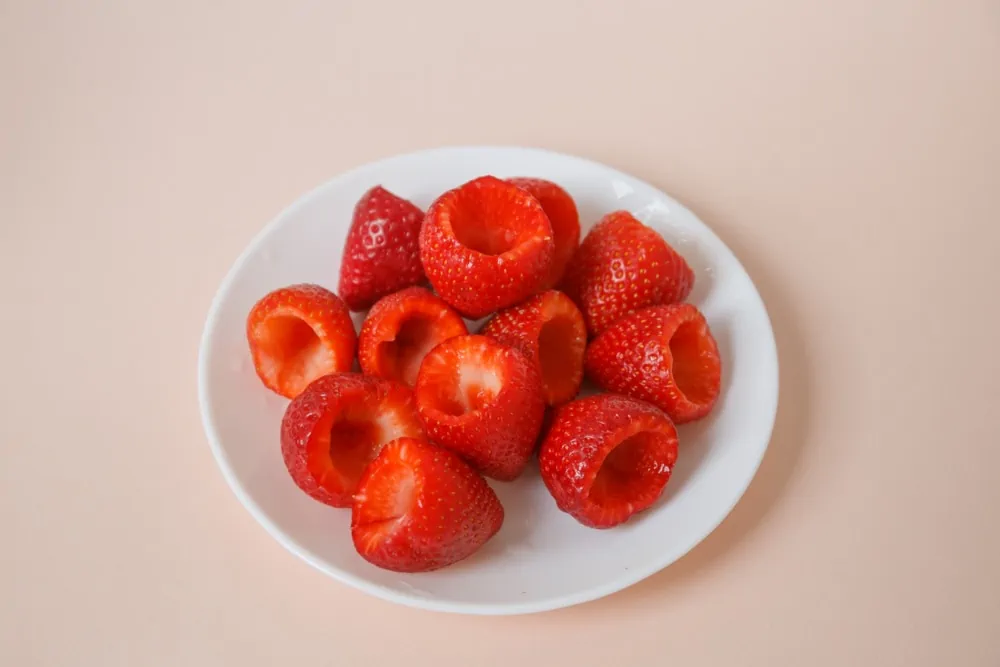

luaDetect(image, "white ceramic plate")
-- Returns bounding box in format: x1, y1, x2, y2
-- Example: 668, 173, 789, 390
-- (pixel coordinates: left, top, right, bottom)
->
198, 146, 778, 615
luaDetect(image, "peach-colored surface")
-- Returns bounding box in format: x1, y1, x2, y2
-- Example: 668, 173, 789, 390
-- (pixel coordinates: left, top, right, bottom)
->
2, 1, 998, 664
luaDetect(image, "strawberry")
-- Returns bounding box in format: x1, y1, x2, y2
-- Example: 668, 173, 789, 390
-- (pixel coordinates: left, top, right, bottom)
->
419, 175, 554, 318
280, 373, 425, 507
560, 210, 694, 336
508, 178, 579, 289
414, 335, 545, 480
584, 304, 721, 424
480, 290, 586, 406
358, 287, 468, 387
337, 185, 426, 311
352, 437, 504, 572
539, 394, 679, 528
246, 284, 357, 399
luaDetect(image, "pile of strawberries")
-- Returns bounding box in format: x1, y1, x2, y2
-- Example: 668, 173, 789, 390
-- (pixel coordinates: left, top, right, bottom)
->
246, 175, 721, 573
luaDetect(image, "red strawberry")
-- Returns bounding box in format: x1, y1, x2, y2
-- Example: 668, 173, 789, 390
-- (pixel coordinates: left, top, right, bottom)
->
508, 178, 579, 289
338, 185, 425, 311
358, 287, 468, 387
280, 373, 425, 507
560, 211, 694, 336
420, 175, 554, 318
480, 290, 586, 406
352, 437, 504, 572
414, 335, 545, 480
246, 284, 357, 399
539, 394, 679, 528
584, 304, 721, 424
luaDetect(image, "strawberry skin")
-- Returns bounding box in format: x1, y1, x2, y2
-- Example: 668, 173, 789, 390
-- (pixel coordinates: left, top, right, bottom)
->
352, 437, 504, 572
414, 335, 545, 481
246, 284, 357, 399
420, 175, 554, 318
585, 304, 721, 424
358, 287, 468, 387
280, 373, 425, 507
539, 394, 679, 528
480, 290, 586, 406
560, 211, 694, 336
508, 178, 579, 289
338, 185, 426, 311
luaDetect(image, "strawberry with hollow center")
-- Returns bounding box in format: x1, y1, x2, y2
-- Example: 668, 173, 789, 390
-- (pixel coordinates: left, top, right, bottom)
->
414, 335, 545, 481
584, 303, 722, 423
358, 287, 468, 387
560, 210, 695, 336
280, 373, 425, 507
539, 394, 679, 528
419, 175, 554, 318
351, 437, 504, 573
246, 283, 357, 398
508, 177, 580, 290
480, 290, 587, 406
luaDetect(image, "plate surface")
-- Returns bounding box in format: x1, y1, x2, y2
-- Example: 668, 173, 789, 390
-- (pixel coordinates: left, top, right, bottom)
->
198, 146, 778, 615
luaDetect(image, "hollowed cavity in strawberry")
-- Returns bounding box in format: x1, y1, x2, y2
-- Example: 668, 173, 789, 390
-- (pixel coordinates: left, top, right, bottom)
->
421, 356, 504, 418
414, 335, 545, 480
536, 311, 584, 402
317, 404, 385, 493
377, 313, 437, 385
303, 398, 420, 503
448, 188, 535, 256
255, 315, 326, 393
588, 430, 674, 512
281, 374, 425, 507
583, 303, 721, 424
246, 284, 356, 398
480, 290, 586, 406
669, 318, 720, 407
359, 287, 468, 388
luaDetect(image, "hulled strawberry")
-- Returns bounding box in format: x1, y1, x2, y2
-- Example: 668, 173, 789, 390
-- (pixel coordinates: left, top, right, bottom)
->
280, 373, 424, 507
539, 394, 679, 528
420, 176, 554, 318
480, 290, 586, 406
414, 335, 545, 480
352, 437, 504, 572
584, 304, 721, 423
246, 283, 357, 398
358, 287, 468, 387
508, 177, 579, 289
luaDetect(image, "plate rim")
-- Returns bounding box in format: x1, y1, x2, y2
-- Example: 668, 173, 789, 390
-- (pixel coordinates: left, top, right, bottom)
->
197, 145, 780, 615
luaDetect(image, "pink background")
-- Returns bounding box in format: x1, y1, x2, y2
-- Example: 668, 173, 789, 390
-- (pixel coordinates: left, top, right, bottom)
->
2, 1, 998, 664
